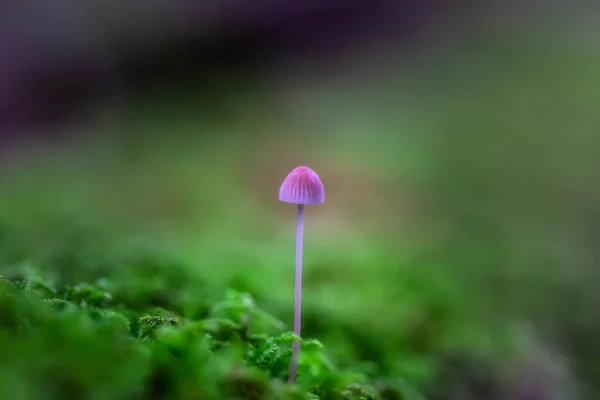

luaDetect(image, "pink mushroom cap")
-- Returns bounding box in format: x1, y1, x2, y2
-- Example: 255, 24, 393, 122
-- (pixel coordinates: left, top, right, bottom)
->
279, 166, 325, 205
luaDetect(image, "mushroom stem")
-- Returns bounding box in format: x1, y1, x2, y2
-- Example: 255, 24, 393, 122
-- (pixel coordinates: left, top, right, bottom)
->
289, 203, 304, 383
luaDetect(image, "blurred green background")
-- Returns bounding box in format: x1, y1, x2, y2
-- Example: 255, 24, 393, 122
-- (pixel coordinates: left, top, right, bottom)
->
1, 2, 599, 399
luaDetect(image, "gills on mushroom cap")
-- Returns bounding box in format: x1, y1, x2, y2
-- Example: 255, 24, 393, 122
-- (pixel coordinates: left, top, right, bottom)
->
279, 166, 325, 205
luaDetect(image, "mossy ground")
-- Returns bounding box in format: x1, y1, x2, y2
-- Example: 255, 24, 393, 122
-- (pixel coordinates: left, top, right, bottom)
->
0, 264, 413, 400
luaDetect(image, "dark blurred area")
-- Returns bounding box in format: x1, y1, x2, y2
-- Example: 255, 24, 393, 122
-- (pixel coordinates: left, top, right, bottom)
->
0, 0, 449, 137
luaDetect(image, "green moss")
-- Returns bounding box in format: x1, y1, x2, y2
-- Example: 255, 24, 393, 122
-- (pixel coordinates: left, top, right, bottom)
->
0, 272, 409, 400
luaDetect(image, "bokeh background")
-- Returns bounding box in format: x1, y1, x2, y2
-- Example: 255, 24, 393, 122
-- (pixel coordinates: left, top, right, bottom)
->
1, 1, 599, 398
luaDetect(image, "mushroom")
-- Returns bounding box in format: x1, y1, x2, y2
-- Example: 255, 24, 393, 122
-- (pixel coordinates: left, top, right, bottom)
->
278, 166, 325, 383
